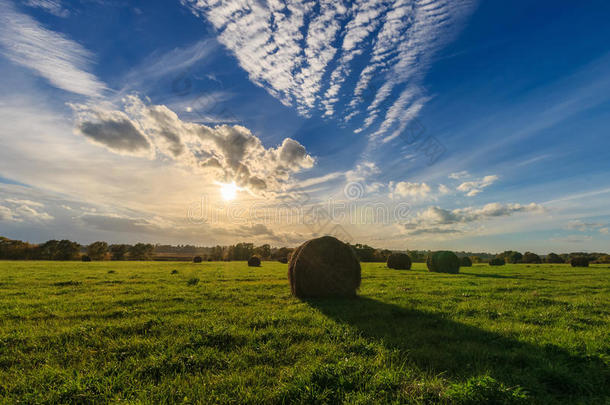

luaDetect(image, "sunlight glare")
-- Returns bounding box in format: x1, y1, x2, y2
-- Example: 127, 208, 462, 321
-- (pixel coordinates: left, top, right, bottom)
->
220, 182, 238, 201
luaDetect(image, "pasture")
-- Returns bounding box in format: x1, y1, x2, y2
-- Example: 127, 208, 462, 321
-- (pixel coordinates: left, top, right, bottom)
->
0, 261, 608, 403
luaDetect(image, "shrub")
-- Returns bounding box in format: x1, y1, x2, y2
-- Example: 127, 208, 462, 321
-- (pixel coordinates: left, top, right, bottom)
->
546, 253, 564, 264
248, 256, 261, 267
386, 253, 412, 270
171, 269, 178, 274
522, 252, 541, 264
288, 236, 361, 298
460, 256, 473, 267
426, 251, 460, 274
193, 256, 203, 263
187, 277, 199, 286
489, 257, 505, 266
278, 257, 288, 264
570, 256, 589, 267
81, 255, 91, 262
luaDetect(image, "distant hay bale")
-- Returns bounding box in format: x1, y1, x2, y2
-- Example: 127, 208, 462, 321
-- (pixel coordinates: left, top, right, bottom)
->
460, 256, 473, 267
570, 257, 589, 267
81, 255, 91, 262
489, 257, 506, 266
193, 256, 203, 263
426, 251, 460, 274
288, 236, 361, 298
248, 256, 261, 267
386, 253, 412, 270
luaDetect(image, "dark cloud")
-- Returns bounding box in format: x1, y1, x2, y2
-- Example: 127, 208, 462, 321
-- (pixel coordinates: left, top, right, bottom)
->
78, 117, 150, 153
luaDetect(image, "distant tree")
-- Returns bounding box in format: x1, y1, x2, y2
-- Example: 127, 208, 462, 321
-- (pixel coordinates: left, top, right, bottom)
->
407, 250, 426, 263
253, 244, 271, 260
508, 252, 523, 264
128, 243, 154, 260
55, 240, 81, 260
87, 241, 108, 260
489, 257, 505, 266
595, 254, 610, 264
38, 240, 60, 260
81, 255, 92, 262
271, 247, 293, 262
522, 252, 541, 264
109, 244, 130, 261
545, 253, 564, 264
470, 256, 482, 263
0, 237, 36, 259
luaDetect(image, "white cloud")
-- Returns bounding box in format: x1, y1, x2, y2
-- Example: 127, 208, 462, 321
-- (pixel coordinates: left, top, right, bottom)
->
70, 95, 314, 193
390, 181, 431, 199
0, 198, 53, 222
449, 170, 470, 180
23, 0, 69, 17
345, 161, 380, 182
403, 202, 544, 234
438, 184, 451, 195
0, 1, 106, 97
457, 175, 498, 196
0, 205, 19, 222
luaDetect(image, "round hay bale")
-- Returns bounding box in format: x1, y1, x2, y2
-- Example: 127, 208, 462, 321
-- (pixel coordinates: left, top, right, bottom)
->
193, 256, 203, 263
570, 256, 589, 267
426, 251, 460, 274
288, 236, 361, 298
248, 256, 261, 267
460, 256, 472, 267
489, 257, 505, 266
386, 253, 411, 270
81, 255, 91, 262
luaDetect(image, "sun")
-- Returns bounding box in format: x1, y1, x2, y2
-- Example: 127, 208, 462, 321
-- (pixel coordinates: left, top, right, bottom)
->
220, 182, 238, 201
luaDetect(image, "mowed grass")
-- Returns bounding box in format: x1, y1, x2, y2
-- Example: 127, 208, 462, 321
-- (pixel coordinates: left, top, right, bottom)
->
0, 261, 608, 404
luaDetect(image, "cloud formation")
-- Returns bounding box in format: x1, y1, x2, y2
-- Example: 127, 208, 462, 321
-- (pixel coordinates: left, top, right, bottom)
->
23, 0, 69, 17
457, 175, 498, 196
403, 202, 544, 234
181, 0, 476, 138
390, 181, 431, 199
0, 198, 53, 222
0, 0, 105, 97
71, 95, 314, 192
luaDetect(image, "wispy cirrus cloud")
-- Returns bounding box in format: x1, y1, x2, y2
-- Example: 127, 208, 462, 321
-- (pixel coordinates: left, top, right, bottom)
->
23, 0, 69, 17
181, 0, 476, 138
0, 0, 105, 97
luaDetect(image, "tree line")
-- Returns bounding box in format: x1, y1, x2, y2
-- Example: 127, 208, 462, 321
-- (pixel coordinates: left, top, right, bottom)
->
1, 236, 608, 263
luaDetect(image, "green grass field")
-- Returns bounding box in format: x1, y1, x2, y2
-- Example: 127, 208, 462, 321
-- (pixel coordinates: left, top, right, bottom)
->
0, 261, 608, 404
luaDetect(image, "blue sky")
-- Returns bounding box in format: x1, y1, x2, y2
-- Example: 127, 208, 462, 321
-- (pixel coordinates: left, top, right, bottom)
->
0, 0, 609, 253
